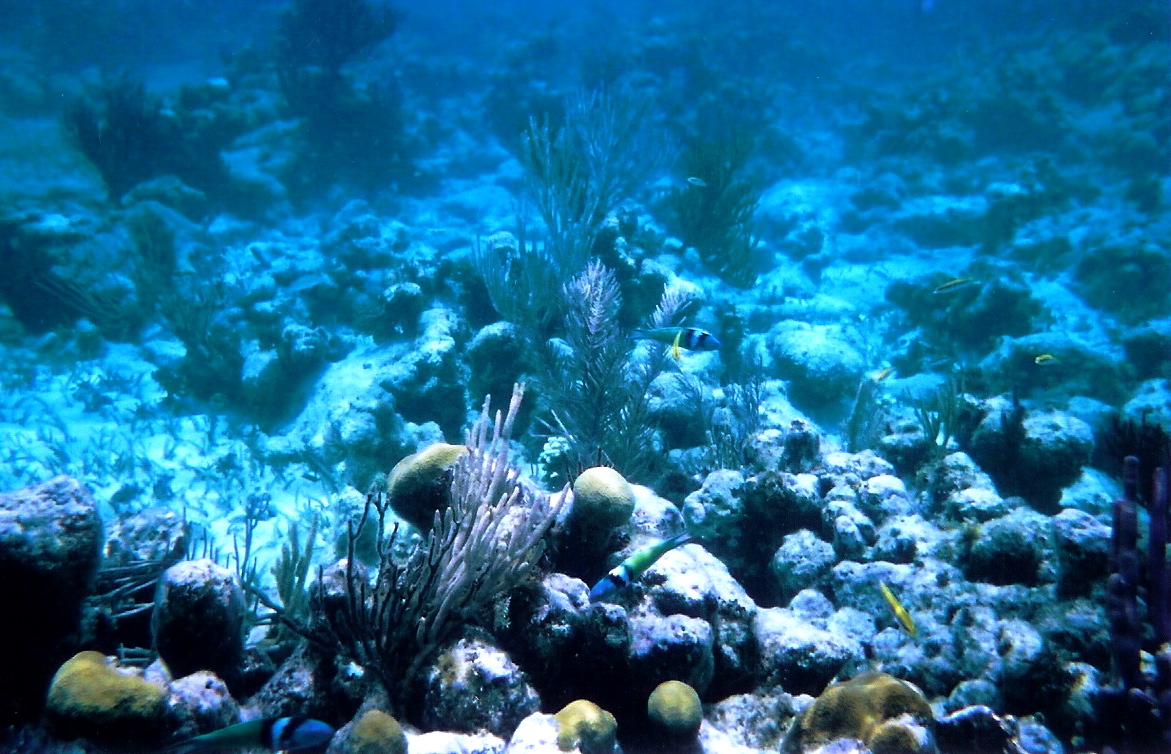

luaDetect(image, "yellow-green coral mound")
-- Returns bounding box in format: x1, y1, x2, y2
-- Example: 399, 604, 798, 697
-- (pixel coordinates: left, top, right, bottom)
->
569, 467, 635, 545
647, 680, 703, 738
555, 699, 618, 754
45, 651, 170, 744
782, 672, 933, 754
344, 709, 408, 754
386, 443, 467, 530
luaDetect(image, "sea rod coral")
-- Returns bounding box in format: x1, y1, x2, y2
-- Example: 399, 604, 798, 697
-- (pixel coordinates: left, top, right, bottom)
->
310, 383, 568, 716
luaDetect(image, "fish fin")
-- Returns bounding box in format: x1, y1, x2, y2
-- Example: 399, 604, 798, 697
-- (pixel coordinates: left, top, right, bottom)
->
671, 330, 683, 361
159, 742, 198, 754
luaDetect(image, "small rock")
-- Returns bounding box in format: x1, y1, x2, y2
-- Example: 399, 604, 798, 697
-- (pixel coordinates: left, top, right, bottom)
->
1050, 508, 1111, 598
151, 559, 246, 683
421, 639, 540, 738
0, 476, 103, 721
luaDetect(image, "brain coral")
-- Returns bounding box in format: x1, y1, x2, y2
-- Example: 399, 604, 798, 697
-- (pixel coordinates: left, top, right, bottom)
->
647, 679, 703, 739
781, 672, 933, 754
386, 442, 467, 530
554, 699, 618, 754
347, 709, 407, 754
45, 651, 170, 744
564, 467, 636, 561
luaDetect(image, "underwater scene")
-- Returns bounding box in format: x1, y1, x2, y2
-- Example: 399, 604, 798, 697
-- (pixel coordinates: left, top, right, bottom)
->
0, 1, 1169, 753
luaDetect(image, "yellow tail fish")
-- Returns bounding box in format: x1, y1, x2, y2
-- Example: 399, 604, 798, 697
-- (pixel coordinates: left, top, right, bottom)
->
879, 581, 917, 638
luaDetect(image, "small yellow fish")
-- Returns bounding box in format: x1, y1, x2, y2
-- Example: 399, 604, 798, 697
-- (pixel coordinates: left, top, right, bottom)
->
1034, 354, 1058, 365
879, 580, 916, 638
932, 277, 977, 295
873, 367, 896, 382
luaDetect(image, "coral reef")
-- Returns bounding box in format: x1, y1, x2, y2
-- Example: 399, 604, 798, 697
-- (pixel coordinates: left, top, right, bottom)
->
312, 385, 567, 716
2, 5, 1170, 754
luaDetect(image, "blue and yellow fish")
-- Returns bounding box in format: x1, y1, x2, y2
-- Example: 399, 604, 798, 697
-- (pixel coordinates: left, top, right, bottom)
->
164, 717, 335, 753
590, 532, 696, 602
633, 327, 721, 361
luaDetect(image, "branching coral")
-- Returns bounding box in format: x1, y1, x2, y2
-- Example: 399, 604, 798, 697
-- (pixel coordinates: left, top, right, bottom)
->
907, 376, 963, 456
267, 511, 319, 647
276, 0, 400, 78
544, 262, 691, 482
275, 0, 410, 192
62, 77, 174, 200
472, 228, 570, 342
313, 384, 568, 715
667, 103, 763, 288
517, 86, 668, 268
62, 76, 230, 201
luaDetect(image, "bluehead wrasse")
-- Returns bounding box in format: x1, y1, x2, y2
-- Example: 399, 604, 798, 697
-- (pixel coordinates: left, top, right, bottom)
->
686, 176, 708, 187
879, 581, 916, 638
1034, 354, 1058, 365
932, 277, 978, 295
873, 367, 896, 382
163, 717, 335, 753
590, 532, 696, 603
633, 327, 721, 352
